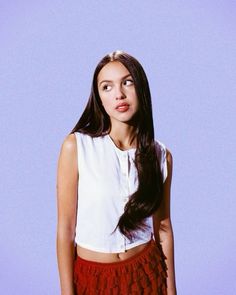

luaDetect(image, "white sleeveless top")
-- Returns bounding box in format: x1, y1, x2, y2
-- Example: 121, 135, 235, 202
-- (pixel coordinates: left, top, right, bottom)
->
74, 131, 168, 253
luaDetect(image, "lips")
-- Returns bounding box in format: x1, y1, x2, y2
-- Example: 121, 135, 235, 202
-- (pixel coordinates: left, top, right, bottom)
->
115, 102, 130, 112
116, 102, 129, 109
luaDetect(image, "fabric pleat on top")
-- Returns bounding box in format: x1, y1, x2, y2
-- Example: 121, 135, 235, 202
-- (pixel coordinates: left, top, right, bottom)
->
73, 239, 168, 295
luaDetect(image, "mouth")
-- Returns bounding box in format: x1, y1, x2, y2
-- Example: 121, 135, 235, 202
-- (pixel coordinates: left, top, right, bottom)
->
116, 103, 129, 112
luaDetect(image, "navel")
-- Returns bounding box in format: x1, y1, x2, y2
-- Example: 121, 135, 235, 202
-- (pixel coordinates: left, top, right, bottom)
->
117, 249, 127, 259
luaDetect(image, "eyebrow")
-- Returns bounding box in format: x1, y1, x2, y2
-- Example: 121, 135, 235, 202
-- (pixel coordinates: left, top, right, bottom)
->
98, 74, 132, 86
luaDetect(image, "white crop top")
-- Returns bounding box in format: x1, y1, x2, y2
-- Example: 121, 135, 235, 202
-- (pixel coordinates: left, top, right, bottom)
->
74, 131, 168, 253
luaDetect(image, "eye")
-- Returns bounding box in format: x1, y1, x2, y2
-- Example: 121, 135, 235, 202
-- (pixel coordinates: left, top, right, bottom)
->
102, 84, 112, 91
123, 79, 133, 86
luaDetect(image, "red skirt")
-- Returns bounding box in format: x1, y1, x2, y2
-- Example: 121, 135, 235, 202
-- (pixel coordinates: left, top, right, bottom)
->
73, 239, 168, 295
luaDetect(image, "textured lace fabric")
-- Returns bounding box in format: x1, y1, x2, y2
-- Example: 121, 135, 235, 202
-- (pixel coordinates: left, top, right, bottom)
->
73, 239, 168, 295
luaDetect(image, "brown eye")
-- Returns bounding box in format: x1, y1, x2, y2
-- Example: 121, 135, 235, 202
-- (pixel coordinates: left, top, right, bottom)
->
102, 84, 112, 91
124, 79, 133, 86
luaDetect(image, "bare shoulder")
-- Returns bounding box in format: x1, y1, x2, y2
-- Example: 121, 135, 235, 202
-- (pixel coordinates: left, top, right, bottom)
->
57, 133, 78, 181
56, 133, 78, 226
61, 133, 77, 152
166, 148, 173, 171
57, 134, 78, 189
58, 133, 77, 162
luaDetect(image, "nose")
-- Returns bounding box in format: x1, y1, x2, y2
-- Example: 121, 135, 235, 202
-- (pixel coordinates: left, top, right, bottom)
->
115, 85, 126, 100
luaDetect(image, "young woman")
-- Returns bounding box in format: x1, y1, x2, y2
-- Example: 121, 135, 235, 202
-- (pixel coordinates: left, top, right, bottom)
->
56, 50, 177, 294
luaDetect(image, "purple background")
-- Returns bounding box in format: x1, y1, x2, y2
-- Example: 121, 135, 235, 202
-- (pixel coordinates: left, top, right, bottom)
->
1, 1, 235, 294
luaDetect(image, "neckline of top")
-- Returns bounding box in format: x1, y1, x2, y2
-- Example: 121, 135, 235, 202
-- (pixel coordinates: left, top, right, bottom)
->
106, 134, 137, 153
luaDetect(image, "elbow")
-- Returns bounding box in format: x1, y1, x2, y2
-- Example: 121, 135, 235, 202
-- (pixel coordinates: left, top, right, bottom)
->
159, 219, 174, 243
57, 223, 76, 242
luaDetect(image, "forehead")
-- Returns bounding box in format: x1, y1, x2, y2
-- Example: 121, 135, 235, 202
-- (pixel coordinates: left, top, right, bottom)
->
97, 61, 131, 83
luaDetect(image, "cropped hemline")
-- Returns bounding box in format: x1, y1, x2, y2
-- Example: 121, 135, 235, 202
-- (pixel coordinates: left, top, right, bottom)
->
74, 237, 154, 253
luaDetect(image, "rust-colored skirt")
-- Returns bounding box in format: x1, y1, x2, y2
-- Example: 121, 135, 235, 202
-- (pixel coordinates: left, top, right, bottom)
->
73, 239, 168, 295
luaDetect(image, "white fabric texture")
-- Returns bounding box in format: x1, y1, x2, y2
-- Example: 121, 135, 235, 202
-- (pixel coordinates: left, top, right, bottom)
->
74, 131, 168, 253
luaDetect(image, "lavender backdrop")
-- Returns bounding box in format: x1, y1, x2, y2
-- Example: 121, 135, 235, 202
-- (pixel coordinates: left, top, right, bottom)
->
0, 1, 235, 294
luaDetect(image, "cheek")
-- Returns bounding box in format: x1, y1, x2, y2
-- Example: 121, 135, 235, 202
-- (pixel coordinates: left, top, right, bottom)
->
99, 92, 113, 105
99, 96, 113, 113
99, 93, 106, 106
129, 88, 138, 99
131, 92, 139, 106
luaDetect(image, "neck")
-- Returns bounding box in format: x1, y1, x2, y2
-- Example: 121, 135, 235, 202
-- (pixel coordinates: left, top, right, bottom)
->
108, 122, 137, 150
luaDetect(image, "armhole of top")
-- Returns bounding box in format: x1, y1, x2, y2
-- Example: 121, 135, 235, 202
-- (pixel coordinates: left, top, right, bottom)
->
73, 132, 80, 173
155, 140, 168, 184
162, 146, 168, 183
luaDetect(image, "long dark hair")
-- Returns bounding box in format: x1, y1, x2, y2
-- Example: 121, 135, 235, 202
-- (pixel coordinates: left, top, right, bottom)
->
70, 50, 164, 240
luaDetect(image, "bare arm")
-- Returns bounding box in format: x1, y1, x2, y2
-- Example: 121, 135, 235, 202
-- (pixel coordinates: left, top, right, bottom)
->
153, 149, 177, 295
56, 133, 78, 295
